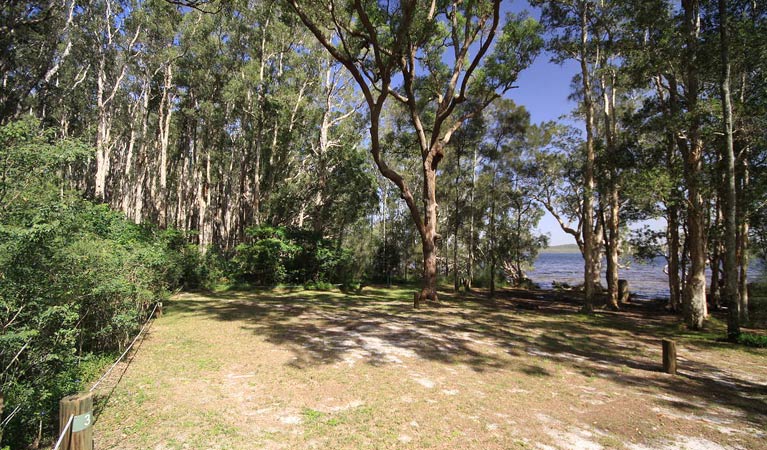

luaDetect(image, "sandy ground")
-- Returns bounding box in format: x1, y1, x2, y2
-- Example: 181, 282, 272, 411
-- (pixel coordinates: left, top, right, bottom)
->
92, 287, 767, 449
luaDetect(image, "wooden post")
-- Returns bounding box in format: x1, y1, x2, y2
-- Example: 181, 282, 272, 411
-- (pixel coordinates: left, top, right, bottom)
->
618, 279, 630, 304
59, 392, 93, 450
413, 292, 420, 309
155, 301, 163, 318
662, 339, 677, 375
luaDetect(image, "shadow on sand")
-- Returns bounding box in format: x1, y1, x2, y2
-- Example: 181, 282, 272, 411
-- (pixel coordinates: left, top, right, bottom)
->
167, 286, 767, 427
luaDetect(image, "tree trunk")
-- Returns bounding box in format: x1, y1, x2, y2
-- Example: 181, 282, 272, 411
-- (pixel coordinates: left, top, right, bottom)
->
452, 147, 462, 292
737, 156, 750, 323
719, 0, 740, 339
606, 181, 620, 309
156, 62, 174, 228
683, 160, 708, 330
453, 214, 460, 292
489, 172, 497, 297
95, 63, 112, 201
709, 239, 721, 309
467, 146, 478, 288
666, 137, 682, 312
681, 0, 707, 330
579, 1, 597, 312
418, 164, 440, 303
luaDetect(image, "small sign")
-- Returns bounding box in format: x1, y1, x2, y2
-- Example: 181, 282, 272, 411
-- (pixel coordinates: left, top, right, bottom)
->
72, 411, 93, 432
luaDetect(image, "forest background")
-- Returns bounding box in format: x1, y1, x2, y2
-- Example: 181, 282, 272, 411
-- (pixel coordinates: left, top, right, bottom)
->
1, 0, 766, 447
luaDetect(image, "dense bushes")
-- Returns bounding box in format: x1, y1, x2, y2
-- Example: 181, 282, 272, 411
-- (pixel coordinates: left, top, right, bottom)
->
0, 201, 192, 447
233, 226, 356, 287
0, 119, 195, 448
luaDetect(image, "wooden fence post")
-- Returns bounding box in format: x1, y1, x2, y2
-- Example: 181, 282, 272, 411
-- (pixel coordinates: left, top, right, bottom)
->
155, 301, 163, 318
662, 339, 677, 375
59, 392, 93, 450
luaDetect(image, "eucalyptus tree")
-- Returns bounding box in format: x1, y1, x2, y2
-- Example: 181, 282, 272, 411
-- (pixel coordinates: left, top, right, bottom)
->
621, 0, 688, 312
440, 111, 484, 291
533, 0, 602, 311
526, 122, 603, 280
0, 0, 71, 122
724, 0, 766, 323
674, 0, 709, 329
288, 0, 543, 306
476, 99, 534, 295
717, 0, 739, 338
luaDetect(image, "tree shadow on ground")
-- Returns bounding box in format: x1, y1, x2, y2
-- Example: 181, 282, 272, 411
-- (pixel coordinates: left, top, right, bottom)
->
168, 287, 767, 427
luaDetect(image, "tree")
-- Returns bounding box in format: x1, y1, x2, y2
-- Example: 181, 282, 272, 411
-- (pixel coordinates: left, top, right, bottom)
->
288, 0, 543, 306
533, 0, 602, 312
718, 0, 739, 339
476, 99, 542, 295
526, 122, 597, 273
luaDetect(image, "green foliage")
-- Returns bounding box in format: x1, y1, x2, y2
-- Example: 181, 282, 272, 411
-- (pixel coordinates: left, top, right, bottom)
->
369, 239, 403, 283
234, 226, 356, 287
736, 333, 767, 348
0, 200, 190, 447
0, 122, 190, 448
629, 226, 666, 262
0, 118, 90, 220
304, 281, 335, 291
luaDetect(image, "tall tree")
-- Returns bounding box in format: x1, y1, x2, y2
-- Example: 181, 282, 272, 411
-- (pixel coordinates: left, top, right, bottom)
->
678, 0, 708, 329
288, 0, 542, 305
718, 0, 739, 339
534, 0, 602, 311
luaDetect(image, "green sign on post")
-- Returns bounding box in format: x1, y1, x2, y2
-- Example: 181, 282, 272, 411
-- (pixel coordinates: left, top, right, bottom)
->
72, 411, 93, 433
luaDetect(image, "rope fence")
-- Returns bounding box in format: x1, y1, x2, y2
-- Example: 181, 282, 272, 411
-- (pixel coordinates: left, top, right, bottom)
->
90, 302, 159, 392
1, 301, 161, 450
50, 301, 159, 450
0, 405, 22, 429
52, 415, 73, 450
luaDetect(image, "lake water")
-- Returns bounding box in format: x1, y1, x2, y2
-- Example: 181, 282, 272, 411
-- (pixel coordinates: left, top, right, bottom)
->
528, 253, 765, 300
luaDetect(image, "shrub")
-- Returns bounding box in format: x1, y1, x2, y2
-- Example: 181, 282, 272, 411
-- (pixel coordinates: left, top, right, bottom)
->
233, 226, 356, 286
305, 281, 335, 291
737, 333, 767, 348
0, 201, 190, 447
0, 119, 197, 448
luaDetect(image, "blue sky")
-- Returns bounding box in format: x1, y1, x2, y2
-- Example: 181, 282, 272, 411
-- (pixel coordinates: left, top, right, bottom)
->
498, 0, 666, 246
503, 0, 584, 245
509, 55, 583, 246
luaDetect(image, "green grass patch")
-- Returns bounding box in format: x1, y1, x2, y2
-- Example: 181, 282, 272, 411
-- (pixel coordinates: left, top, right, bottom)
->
737, 333, 767, 348
302, 408, 325, 423
304, 281, 336, 291
77, 352, 119, 387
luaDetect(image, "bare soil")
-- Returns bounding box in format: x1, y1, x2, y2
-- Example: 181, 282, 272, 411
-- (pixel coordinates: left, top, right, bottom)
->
92, 286, 767, 449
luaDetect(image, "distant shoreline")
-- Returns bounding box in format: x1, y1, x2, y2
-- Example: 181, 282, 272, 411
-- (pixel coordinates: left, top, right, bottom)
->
539, 244, 581, 254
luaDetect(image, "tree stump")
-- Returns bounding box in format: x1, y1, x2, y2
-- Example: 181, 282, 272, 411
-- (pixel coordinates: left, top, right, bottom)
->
662, 339, 677, 375
59, 392, 93, 450
618, 279, 630, 304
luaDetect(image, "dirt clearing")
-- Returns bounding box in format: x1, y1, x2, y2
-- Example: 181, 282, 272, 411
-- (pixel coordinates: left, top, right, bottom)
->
93, 287, 767, 449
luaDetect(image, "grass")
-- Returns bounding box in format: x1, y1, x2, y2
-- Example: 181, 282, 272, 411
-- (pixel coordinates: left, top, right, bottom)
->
737, 332, 767, 348
91, 286, 767, 450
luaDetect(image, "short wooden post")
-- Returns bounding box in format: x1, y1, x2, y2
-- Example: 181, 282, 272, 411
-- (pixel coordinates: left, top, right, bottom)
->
662, 339, 677, 375
59, 392, 93, 450
155, 301, 163, 318
413, 292, 421, 309
618, 279, 630, 304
